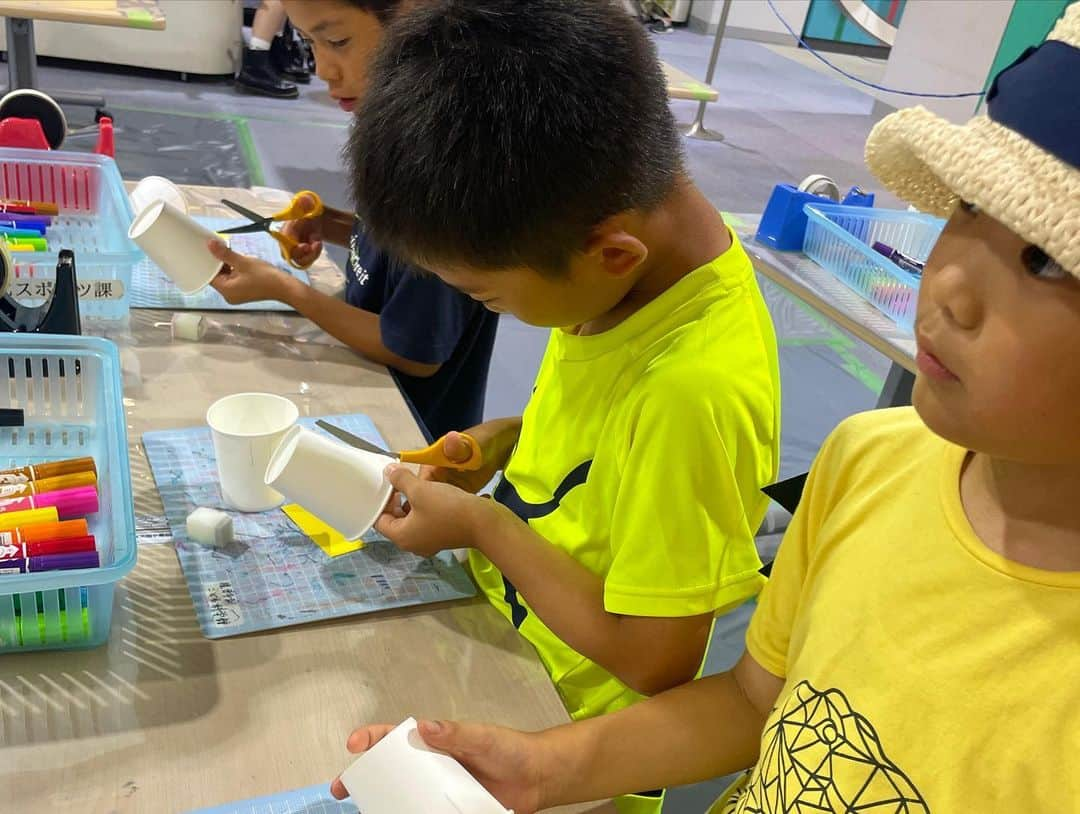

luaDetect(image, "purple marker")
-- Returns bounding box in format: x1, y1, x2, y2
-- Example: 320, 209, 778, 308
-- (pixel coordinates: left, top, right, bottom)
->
0, 550, 99, 574
872, 241, 924, 276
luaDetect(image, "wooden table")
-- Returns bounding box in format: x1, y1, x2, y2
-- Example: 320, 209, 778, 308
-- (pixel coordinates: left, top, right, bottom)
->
737, 213, 917, 409
0, 0, 165, 110
0, 185, 611, 814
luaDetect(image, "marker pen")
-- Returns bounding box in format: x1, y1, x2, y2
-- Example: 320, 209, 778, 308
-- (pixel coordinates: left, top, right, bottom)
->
0, 227, 45, 240
0, 486, 98, 520
0, 535, 96, 561
0, 471, 97, 498
0, 518, 90, 545
0, 507, 59, 533
872, 241, 925, 276
0, 200, 59, 215
0, 456, 97, 485
3, 237, 47, 252
0, 216, 49, 233
0, 550, 99, 574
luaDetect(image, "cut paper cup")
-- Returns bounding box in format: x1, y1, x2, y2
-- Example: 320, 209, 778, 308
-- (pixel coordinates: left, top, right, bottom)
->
207, 393, 299, 513
264, 425, 393, 541
128, 200, 222, 295
339, 718, 513, 814
130, 175, 187, 215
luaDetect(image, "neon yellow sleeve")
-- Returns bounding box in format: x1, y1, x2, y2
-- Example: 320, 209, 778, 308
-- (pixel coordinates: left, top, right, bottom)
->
603, 382, 767, 618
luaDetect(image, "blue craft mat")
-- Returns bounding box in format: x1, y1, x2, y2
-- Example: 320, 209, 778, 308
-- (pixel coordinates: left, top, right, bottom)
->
187, 784, 353, 814
130, 216, 309, 311
142, 413, 476, 639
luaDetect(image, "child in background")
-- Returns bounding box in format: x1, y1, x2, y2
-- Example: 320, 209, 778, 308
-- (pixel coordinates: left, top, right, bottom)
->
209, 0, 499, 442
345, 2, 781, 810
332, 5, 1080, 812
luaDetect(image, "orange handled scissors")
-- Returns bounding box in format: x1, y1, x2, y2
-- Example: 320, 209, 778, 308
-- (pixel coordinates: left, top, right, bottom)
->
218, 190, 325, 270
316, 420, 484, 471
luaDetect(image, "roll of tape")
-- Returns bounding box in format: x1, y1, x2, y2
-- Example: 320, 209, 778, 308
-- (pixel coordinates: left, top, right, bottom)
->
171, 312, 207, 342
797, 174, 841, 202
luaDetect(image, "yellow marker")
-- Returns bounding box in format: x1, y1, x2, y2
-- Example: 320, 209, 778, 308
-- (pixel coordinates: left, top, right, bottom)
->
0, 506, 59, 534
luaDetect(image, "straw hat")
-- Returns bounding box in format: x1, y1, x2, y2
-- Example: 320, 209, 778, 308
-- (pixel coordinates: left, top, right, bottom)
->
865, 3, 1080, 277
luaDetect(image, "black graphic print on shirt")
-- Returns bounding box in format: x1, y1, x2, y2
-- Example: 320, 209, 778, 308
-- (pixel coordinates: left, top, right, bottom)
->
720, 681, 929, 814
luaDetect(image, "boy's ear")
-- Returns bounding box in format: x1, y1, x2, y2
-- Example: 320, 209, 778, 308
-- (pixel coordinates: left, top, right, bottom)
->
582, 226, 648, 279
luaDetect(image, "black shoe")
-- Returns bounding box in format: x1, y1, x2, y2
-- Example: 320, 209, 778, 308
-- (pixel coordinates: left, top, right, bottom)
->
236, 47, 299, 99
270, 28, 311, 84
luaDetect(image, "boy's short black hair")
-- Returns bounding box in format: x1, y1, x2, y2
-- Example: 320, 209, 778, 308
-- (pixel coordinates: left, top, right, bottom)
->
346, 0, 683, 273
343, 0, 401, 22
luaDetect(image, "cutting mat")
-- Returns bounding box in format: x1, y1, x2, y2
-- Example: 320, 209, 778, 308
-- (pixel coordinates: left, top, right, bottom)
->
142, 413, 476, 639
187, 784, 353, 814
130, 217, 309, 311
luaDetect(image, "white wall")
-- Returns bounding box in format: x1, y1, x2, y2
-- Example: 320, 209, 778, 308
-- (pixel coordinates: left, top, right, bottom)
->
690, 0, 811, 42
879, 0, 1014, 121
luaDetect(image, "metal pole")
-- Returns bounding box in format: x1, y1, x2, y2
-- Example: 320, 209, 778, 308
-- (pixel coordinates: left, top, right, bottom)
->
6, 18, 39, 91
681, 0, 733, 141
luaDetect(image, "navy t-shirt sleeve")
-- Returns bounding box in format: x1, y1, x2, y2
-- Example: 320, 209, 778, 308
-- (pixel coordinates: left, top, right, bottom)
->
378, 260, 480, 366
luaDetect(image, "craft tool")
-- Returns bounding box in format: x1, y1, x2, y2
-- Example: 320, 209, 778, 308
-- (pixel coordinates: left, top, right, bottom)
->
0, 534, 96, 561
0, 486, 98, 519
0, 506, 58, 533
0, 550, 99, 574
0, 470, 97, 498
0, 200, 59, 215
2, 236, 47, 252
0, 456, 97, 484
0, 215, 50, 232
218, 190, 325, 270
0, 518, 90, 545
872, 241, 925, 276
0, 227, 43, 239
316, 419, 484, 471
0, 408, 23, 427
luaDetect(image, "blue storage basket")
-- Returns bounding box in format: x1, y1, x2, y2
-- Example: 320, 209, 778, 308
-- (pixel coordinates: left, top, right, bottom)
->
802, 203, 946, 334
0, 334, 136, 653
0, 148, 140, 321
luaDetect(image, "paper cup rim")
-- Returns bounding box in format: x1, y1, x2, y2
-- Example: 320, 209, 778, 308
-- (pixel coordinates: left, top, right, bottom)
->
264, 423, 304, 485
127, 199, 167, 240
206, 393, 299, 439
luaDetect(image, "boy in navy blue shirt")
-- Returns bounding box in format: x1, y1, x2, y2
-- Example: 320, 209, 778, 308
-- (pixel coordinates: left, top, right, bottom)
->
207, 0, 497, 440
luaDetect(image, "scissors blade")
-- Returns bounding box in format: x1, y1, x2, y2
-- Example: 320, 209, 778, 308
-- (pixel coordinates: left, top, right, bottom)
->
216, 222, 268, 235
315, 420, 399, 460
221, 199, 271, 225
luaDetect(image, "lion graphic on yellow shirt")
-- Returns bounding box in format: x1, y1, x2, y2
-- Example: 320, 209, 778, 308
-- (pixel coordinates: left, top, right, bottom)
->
717, 680, 929, 813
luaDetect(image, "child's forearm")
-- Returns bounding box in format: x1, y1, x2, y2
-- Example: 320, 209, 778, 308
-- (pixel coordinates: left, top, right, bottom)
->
280, 278, 440, 378
473, 506, 709, 694
534, 668, 768, 807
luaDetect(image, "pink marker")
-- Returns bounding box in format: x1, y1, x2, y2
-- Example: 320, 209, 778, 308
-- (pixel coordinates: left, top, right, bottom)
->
0, 486, 98, 520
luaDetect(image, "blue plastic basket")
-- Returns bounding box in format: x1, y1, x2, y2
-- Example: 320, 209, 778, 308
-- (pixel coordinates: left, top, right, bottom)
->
0, 334, 136, 653
802, 203, 946, 334
0, 148, 140, 321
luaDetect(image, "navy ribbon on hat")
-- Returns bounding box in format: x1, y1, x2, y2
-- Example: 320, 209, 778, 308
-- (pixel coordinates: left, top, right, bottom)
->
986, 40, 1080, 170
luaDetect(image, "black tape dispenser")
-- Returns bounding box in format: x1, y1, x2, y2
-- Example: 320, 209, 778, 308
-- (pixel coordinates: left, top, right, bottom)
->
0, 242, 81, 335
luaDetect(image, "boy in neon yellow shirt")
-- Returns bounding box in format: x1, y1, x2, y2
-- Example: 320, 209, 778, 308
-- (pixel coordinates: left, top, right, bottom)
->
345, 2, 780, 810
332, 5, 1080, 812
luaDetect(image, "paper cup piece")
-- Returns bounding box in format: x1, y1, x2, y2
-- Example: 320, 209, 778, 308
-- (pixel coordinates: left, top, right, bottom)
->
264, 425, 393, 541
339, 718, 512, 814
207, 393, 299, 513
130, 175, 187, 215
171, 312, 207, 342
128, 200, 222, 295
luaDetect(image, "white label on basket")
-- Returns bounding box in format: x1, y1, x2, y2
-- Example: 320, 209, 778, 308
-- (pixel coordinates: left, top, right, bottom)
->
0, 474, 29, 485
9, 279, 126, 301
205, 580, 244, 628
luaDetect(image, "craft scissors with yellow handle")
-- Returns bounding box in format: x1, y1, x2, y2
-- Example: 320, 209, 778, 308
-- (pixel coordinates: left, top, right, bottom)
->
217, 190, 324, 270
316, 420, 484, 472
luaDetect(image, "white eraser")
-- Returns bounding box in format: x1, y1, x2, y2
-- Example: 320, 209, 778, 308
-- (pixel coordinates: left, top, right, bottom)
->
186, 507, 234, 547
340, 718, 512, 814
171, 312, 207, 342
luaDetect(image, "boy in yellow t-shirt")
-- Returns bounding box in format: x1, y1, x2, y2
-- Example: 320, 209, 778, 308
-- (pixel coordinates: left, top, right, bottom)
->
342, 2, 780, 810
331, 5, 1080, 813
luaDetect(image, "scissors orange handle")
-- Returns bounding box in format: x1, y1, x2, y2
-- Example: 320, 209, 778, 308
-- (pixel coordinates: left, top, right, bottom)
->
271, 190, 325, 270
398, 432, 485, 471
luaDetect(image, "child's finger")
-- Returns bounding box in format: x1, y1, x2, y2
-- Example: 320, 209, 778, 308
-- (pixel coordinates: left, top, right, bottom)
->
345, 723, 397, 753
329, 778, 348, 800
385, 464, 422, 498
207, 238, 243, 269
442, 431, 476, 464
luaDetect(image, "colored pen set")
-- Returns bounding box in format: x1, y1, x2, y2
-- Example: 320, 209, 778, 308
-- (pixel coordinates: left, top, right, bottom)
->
0, 456, 101, 576
0, 200, 60, 253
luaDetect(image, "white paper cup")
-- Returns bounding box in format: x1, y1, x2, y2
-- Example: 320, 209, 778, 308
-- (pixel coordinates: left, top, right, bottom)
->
130, 175, 187, 214
339, 718, 512, 814
264, 425, 393, 540
207, 393, 299, 513
128, 200, 222, 295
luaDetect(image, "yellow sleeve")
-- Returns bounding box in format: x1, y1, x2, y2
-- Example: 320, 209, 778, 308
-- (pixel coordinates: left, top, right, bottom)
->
603, 382, 768, 618
745, 424, 845, 678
